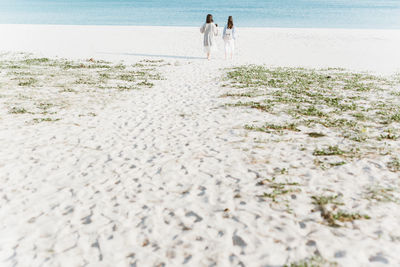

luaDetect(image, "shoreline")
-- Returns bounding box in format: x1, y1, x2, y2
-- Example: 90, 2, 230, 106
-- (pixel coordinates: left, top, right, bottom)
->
2, 23, 400, 31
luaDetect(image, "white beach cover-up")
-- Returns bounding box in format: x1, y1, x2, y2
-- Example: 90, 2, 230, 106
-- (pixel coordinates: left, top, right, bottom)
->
223, 25, 237, 54
200, 23, 218, 52
224, 29, 234, 54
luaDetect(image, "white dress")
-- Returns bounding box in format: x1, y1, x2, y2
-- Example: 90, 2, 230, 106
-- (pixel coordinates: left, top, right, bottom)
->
224, 28, 235, 53
200, 23, 218, 53
223, 25, 237, 54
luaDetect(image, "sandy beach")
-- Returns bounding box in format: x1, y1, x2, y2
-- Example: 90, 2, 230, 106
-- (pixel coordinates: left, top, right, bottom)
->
1, 25, 400, 266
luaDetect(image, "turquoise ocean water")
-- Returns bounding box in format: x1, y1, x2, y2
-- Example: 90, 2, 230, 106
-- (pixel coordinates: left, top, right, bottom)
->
1, 0, 399, 29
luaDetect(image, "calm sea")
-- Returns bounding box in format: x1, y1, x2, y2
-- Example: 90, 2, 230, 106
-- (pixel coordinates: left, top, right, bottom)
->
1, 0, 399, 29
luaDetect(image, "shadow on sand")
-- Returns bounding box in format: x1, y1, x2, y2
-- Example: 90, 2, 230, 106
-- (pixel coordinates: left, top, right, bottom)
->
98, 52, 205, 60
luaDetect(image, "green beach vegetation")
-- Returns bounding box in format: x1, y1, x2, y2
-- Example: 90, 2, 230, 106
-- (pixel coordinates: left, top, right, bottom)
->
1, 55, 165, 123
222, 65, 400, 171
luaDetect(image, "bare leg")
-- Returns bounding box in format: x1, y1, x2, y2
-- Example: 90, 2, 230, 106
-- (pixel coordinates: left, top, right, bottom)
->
207, 52, 211, 60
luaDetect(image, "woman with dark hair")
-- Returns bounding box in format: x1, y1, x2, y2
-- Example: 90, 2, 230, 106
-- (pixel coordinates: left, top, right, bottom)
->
222, 16, 237, 60
200, 14, 218, 60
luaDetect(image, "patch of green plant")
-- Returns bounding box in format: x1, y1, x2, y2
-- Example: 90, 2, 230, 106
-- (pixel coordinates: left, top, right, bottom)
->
78, 112, 97, 117
37, 102, 54, 110
18, 77, 37, 86
59, 61, 85, 69
258, 177, 300, 202
2, 56, 163, 125
224, 66, 386, 94
314, 159, 347, 169
113, 63, 126, 70
226, 101, 272, 112
8, 71, 33, 76
365, 186, 398, 203
279, 168, 289, 175
118, 74, 136, 82
21, 58, 49, 65
312, 195, 369, 227
133, 63, 145, 68
122, 69, 163, 81
390, 113, 400, 122
379, 129, 398, 140
245, 125, 271, 133
308, 132, 325, 138
222, 65, 400, 169
313, 146, 346, 156
9, 107, 28, 114
345, 131, 367, 142
316, 118, 357, 128
329, 161, 346, 167
7, 65, 23, 69
391, 91, 400, 96
387, 157, 400, 172
311, 195, 344, 206
260, 189, 291, 202
285, 255, 338, 267
137, 80, 154, 87
86, 63, 112, 69
352, 112, 367, 120
60, 88, 76, 93
99, 73, 111, 79
33, 117, 60, 123
74, 77, 98, 85
220, 92, 258, 98
292, 105, 326, 118
60, 61, 111, 69
117, 85, 139, 90
343, 80, 377, 92
332, 211, 370, 222
246, 123, 300, 133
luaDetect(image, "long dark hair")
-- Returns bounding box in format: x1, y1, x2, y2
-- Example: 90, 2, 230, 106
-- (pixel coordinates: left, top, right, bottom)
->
227, 16, 234, 29
206, 14, 213, 23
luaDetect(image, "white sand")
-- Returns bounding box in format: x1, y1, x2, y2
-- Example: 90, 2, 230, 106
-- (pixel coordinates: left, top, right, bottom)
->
1, 24, 400, 73
1, 25, 400, 266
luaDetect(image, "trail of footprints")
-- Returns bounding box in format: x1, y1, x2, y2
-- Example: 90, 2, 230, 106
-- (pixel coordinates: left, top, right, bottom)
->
1, 61, 242, 266
1, 60, 398, 266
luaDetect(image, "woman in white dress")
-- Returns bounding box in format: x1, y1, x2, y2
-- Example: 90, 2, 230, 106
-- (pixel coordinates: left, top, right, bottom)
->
200, 14, 218, 60
222, 16, 237, 60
